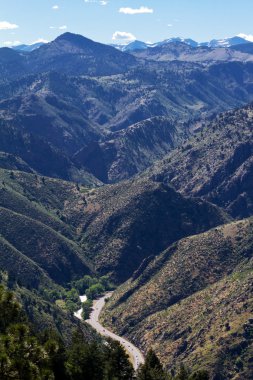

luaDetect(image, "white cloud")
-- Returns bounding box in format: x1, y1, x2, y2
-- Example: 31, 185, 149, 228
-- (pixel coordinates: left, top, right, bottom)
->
168, 24, 173, 27
31, 38, 49, 45
0, 21, 19, 30
237, 33, 253, 42
112, 31, 136, 43
119, 6, 153, 15
52, 5, 59, 10
84, 0, 108, 4
50, 25, 67, 30
3, 40, 21, 46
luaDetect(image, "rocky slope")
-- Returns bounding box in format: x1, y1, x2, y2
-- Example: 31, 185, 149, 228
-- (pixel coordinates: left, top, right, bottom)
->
2, 34, 253, 183
102, 218, 253, 379
148, 102, 253, 218
79, 176, 228, 282
75, 116, 184, 183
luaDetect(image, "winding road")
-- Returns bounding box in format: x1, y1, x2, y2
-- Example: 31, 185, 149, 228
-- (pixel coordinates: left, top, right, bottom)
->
74, 292, 145, 371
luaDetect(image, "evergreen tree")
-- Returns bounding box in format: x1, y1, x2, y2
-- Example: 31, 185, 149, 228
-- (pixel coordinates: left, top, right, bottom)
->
103, 339, 134, 380
137, 349, 167, 380
65, 331, 104, 380
174, 365, 190, 380
0, 323, 52, 380
0, 286, 22, 333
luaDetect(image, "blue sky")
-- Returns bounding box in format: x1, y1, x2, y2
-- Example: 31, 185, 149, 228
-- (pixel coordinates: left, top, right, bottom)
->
1, 0, 253, 46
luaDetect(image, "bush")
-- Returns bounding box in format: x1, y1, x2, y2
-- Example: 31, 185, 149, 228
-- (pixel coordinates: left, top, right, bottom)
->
82, 299, 93, 320
86, 283, 105, 300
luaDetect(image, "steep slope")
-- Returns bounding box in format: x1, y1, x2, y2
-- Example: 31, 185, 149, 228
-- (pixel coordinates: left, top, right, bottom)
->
102, 218, 253, 379
0, 33, 137, 82
0, 207, 90, 284
0, 152, 34, 173
74, 116, 184, 183
149, 103, 253, 218
29, 32, 136, 77
0, 169, 94, 285
2, 58, 253, 184
0, 169, 101, 342
0, 48, 27, 81
0, 168, 228, 284
80, 176, 228, 282
0, 121, 101, 185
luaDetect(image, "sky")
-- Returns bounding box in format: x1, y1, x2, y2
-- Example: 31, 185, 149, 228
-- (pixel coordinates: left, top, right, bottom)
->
1, 0, 253, 47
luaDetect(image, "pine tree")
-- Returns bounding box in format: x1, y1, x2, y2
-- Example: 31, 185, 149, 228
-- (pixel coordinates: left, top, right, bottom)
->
103, 339, 134, 380
173, 365, 190, 380
65, 330, 104, 380
137, 349, 167, 380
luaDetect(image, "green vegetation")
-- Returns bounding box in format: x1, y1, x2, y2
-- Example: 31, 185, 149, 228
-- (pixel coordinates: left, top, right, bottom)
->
3, 33, 253, 380
136, 350, 209, 380
82, 299, 93, 320
0, 168, 93, 287
72, 275, 114, 299
137, 350, 167, 380
0, 275, 212, 380
45, 275, 115, 315
0, 284, 135, 379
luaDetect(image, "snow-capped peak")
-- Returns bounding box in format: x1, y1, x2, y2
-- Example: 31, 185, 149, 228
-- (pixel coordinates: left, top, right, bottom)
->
237, 33, 253, 42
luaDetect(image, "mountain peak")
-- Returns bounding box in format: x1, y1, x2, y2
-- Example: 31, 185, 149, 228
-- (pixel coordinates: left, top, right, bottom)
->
56, 32, 90, 42
54, 32, 96, 48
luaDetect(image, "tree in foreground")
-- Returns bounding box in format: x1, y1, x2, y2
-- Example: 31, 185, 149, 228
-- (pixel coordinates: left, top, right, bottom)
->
65, 331, 104, 380
137, 349, 167, 380
103, 339, 134, 380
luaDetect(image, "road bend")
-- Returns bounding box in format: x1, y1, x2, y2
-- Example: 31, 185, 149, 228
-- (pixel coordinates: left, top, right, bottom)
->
74, 292, 145, 371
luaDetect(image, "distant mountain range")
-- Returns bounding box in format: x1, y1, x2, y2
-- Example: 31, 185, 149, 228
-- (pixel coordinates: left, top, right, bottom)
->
8, 34, 253, 53
112, 34, 253, 52
2, 32, 253, 185
12, 42, 45, 52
